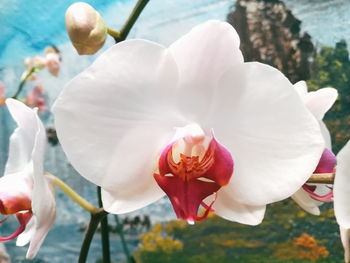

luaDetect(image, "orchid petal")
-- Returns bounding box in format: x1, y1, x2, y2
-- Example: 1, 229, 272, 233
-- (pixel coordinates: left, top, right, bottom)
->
294, 80, 308, 97
334, 141, 350, 228
293, 81, 334, 148
340, 226, 350, 263
291, 189, 320, 216
169, 20, 243, 120
16, 218, 35, 247
313, 148, 336, 174
207, 62, 324, 206
0, 212, 32, 242
5, 99, 38, 175
304, 88, 338, 120
53, 40, 184, 213
99, 127, 175, 213
320, 121, 332, 149
26, 113, 55, 259
212, 191, 266, 225
0, 173, 32, 214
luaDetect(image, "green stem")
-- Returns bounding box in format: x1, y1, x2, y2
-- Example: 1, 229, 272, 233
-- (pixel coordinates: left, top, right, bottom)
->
113, 0, 150, 43
97, 187, 111, 263
114, 215, 135, 263
79, 210, 108, 263
107, 27, 121, 39
46, 172, 100, 214
11, 67, 36, 99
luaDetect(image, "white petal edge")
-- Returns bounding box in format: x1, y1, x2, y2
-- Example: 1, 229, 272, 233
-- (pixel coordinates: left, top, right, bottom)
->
211, 190, 266, 225
320, 121, 332, 149
334, 140, 350, 228
5, 98, 38, 174
206, 62, 324, 206
27, 110, 55, 259
304, 87, 338, 120
291, 189, 320, 216
294, 80, 308, 97
16, 218, 35, 247
340, 226, 350, 263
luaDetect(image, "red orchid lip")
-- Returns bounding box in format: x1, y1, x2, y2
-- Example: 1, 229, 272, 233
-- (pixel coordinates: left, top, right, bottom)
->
313, 148, 336, 174
302, 184, 333, 203
154, 135, 234, 222
302, 148, 336, 203
0, 211, 32, 242
0, 194, 32, 215
0, 194, 33, 242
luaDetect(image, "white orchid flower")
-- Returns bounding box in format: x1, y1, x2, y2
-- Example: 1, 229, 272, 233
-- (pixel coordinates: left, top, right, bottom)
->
53, 20, 324, 225
334, 141, 350, 263
292, 81, 337, 215
0, 99, 55, 259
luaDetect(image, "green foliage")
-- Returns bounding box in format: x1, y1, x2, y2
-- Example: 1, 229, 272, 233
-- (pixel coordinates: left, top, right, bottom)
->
307, 40, 350, 152
134, 200, 342, 263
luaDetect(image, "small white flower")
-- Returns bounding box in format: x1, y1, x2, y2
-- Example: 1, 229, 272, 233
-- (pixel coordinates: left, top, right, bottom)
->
0, 99, 55, 259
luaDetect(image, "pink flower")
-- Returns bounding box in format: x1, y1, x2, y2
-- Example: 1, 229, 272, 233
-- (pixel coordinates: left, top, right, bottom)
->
0, 82, 5, 106
24, 46, 61, 77
45, 52, 60, 77
26, 85, 47, 112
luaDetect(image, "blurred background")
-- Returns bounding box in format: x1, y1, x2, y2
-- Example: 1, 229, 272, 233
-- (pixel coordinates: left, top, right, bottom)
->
0, 0, 349, 262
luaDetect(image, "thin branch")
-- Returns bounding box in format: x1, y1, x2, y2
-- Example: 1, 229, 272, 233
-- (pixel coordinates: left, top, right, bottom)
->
307, 173, 335, 184
110, 0, 150, 43
97, 187, 111, 263
107, 27, 121, 39
11, 67, 36, 99
79, 210, 108, 263
46, 172, 100, 214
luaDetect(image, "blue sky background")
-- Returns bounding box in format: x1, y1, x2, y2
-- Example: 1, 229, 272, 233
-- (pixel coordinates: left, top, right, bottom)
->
1, 0, 349, 68
0, 0, 124, 66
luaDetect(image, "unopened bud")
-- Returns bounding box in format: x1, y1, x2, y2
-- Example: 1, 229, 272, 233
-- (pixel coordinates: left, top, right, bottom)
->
65, 2, 107, 55
0, 82, 5, 106
45, 52, 60, 77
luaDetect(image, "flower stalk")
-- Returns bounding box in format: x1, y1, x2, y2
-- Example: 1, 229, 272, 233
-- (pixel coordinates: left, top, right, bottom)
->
11, 67, 37, 99
45, 172, 100, 214
108, 0, 150, 42
78, 209, 109, 263
97, 187, 111, 263
307, 173, 335, 184
107, 27, 121, 39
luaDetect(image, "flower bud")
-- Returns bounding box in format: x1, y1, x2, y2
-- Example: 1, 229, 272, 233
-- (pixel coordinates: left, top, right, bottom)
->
45, 46, 61, 76
0, 82, 5, 106
65, 2, 107, 55
24, 56, 46, 70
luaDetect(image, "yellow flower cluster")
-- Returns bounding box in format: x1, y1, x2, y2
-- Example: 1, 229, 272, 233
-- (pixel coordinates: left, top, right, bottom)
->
274, 232, 329, 261
138, 223, 183, 254
293, 233, 329, 260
